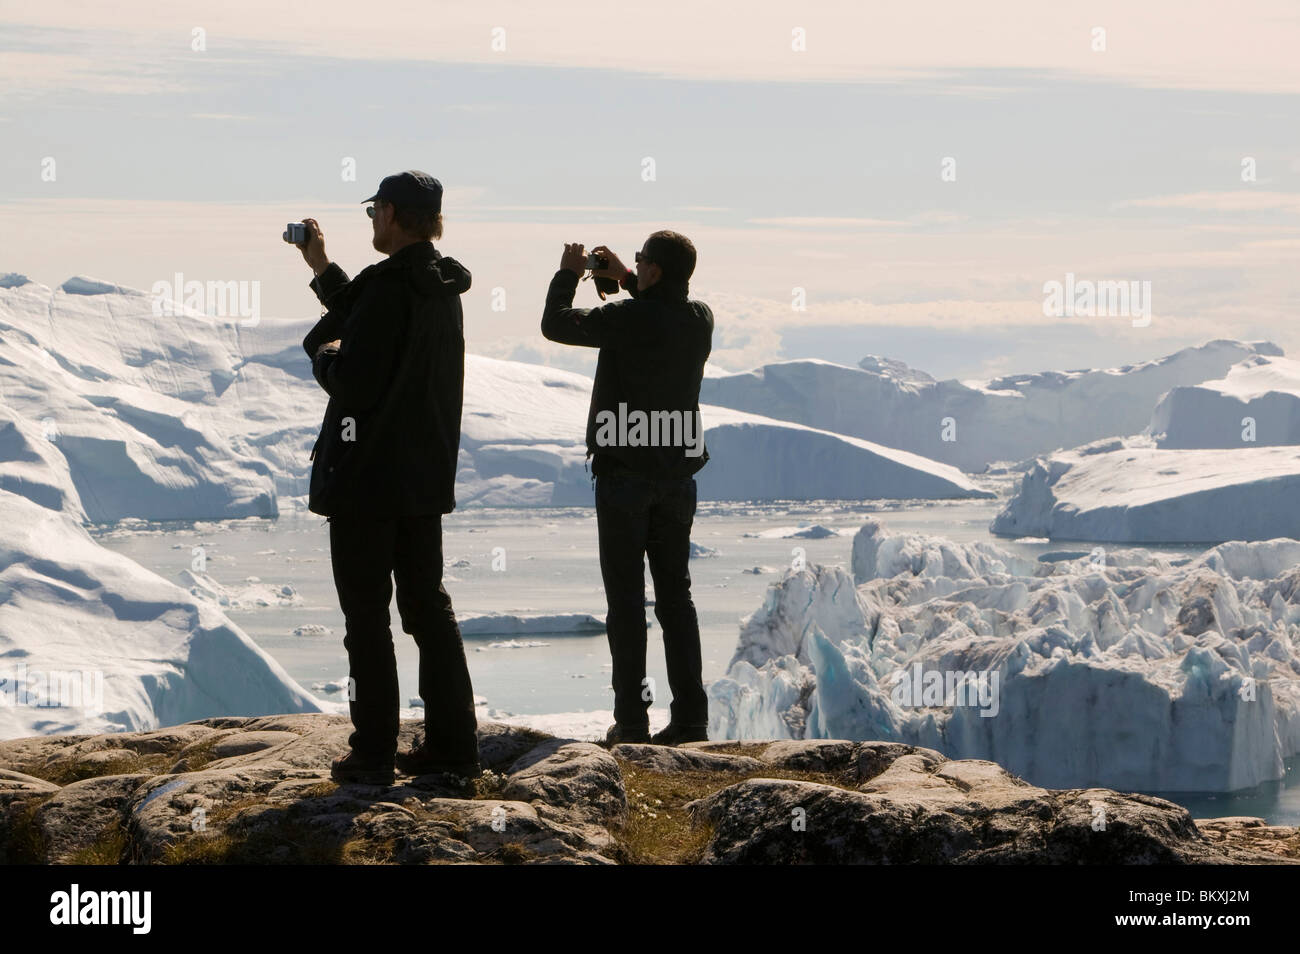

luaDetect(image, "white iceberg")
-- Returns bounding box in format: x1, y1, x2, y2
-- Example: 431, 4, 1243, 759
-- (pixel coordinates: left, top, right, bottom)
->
701, 340, 1277, 472
0, 277, 992, 515
992, 436, 1300, 543
708, 517, 1300, 792
1151, 352, 1300, 448
0, 490, 320, 740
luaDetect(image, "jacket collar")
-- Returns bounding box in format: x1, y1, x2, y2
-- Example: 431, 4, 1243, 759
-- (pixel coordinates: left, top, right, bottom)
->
383, 240, 438, 269
640, 278, 689, 301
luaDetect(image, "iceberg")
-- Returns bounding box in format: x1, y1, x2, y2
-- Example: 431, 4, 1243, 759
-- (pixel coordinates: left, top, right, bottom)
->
0, 490, 320, 741
0, 277, 985, 513
701, 340, 1278, 472
708, 517, 1300, 792
1151, 353, 1300, 448
992, 436, 1300, 543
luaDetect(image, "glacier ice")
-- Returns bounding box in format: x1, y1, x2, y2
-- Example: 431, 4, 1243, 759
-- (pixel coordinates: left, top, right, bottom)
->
1151, 353, 1300, 449
700, 339, 1278, 472
992, 436, 1300, 543
0, 278, 986, 517
709, 517, 1300, 792
0, 491, 320, 740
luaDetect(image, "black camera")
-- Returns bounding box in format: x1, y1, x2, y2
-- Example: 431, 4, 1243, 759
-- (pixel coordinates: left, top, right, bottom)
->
585, 252, 620, 296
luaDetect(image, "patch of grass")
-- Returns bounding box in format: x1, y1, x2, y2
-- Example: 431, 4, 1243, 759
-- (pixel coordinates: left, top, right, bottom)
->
487, 841, 533, 865
164, 806, 350, 864
63, 818, 128, 865
617, 766, 719, 864
341, 836, 397, 864
614, 758, 861, 865
158, 832, 237, 864
512, 729, 552, 748
23, 752, 174, 786
1, 794, 53, 864
298, 780, 339, 799
174, 737, 222, 772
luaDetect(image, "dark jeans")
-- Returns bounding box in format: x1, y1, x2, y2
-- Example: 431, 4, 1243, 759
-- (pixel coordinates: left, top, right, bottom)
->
595, 470, 708, 728
328, 512, 477, 762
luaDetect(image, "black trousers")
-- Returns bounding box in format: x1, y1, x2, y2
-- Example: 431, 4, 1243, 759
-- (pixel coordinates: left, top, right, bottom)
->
328, 512, 477, 762
595, 470, 708, 728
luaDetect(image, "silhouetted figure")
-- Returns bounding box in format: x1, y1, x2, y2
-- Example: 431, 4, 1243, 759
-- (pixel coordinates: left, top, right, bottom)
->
541, 232, 713, 745
297, 171, 478, 785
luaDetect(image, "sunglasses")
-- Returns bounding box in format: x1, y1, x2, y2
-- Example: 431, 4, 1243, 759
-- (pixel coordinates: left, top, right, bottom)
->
634, 250, 652, 264
366, 202, 387, 219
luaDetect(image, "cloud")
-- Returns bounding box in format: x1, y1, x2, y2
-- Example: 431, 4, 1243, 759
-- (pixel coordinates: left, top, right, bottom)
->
1118, 191, 1300, 214
5, 0, 1300, 94
748, 217, 908, 229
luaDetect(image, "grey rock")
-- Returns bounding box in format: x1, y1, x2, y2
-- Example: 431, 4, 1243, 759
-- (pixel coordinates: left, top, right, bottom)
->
476, 722, 560, 771
384, 798, 616, 865
760, 740, 858, 773
679, 740, 771, 754
208, 731, 301, 760
503, 741, 626, 826
0, 768, 60, 809
855, 741, 945, 783
687, 756, 1239, 864
37, 773, 151, 863
2, 714, 1291, 865
612, 744, 764, 774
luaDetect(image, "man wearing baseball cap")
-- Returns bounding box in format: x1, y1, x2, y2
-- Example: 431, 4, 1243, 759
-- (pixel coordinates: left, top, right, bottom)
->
293, 170, 480, 785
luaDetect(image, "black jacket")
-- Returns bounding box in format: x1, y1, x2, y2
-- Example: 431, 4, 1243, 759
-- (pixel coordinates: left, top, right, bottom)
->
541, 268, 712, 478
303, 241, 470, 516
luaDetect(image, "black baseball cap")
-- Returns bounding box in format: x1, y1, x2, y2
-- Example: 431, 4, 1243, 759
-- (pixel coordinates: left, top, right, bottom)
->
362, 170, 443, 213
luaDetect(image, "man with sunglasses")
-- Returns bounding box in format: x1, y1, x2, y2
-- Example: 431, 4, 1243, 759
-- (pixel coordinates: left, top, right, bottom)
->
541, 232, 713, 746
295, 170, 479, 785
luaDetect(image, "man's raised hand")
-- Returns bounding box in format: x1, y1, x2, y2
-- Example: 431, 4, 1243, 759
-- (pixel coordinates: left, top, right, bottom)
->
560, 242, 587, 276
590, 245, 628, 281
297, 218, 330, 277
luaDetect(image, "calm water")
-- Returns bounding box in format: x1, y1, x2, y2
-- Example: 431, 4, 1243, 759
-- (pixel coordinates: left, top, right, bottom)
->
93, 499, 1299, 823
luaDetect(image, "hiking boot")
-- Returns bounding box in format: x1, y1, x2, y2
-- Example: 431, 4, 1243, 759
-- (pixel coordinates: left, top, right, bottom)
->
603, 722, 651, 746
395, 740, 480, 780
330, 750, 395, 785
651, 723, 709, 746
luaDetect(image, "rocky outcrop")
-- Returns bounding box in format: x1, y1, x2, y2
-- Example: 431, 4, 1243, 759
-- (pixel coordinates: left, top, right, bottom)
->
0, 715, 1294, 865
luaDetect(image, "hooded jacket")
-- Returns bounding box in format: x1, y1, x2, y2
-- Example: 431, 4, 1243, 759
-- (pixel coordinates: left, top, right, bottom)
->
541, 268, 712, 479
302, 241, 470, 516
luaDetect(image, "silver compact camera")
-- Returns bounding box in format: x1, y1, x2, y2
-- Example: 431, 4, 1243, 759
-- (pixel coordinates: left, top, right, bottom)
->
283, 222, 310, 244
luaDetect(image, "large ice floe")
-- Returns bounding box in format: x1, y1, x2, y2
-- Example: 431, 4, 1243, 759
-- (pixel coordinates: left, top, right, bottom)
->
708, 517, 1300, 792
991, 435, 1300, 543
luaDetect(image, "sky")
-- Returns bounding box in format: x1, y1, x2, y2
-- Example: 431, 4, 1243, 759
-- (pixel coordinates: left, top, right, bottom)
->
1, 0, 1297, 381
